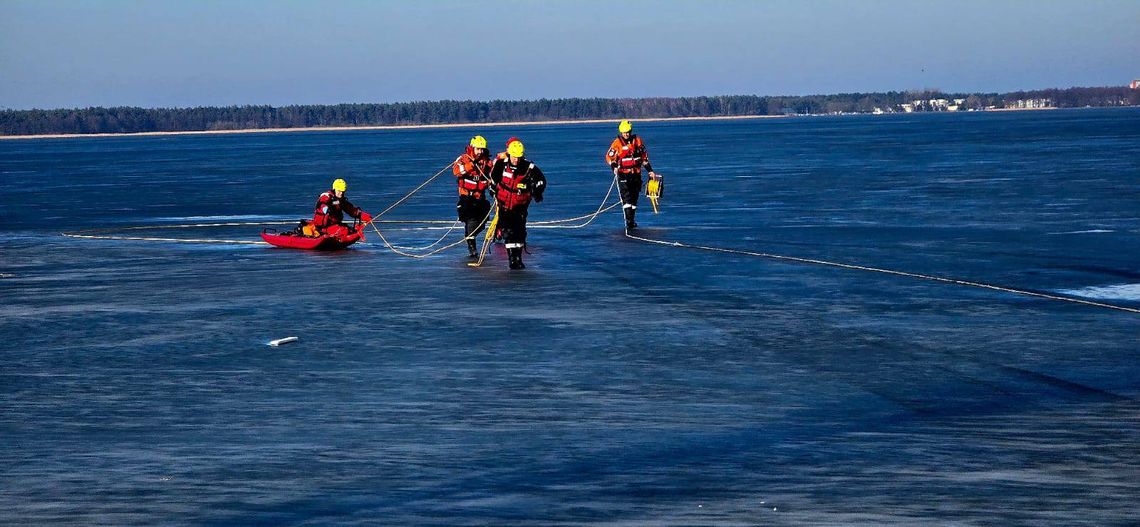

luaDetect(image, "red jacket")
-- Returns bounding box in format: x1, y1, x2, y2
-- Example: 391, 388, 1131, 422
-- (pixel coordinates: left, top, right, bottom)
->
312, 190, 363, 229
490, 157, 546, 210
605, 134, 653, 175
452, 146, 494, 199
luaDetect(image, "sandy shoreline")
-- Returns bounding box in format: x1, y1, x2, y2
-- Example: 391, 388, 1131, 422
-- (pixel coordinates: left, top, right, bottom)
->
0, 114, 784, 141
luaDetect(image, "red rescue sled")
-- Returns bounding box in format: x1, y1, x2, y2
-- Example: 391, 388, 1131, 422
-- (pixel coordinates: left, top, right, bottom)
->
261, 222, 364, 251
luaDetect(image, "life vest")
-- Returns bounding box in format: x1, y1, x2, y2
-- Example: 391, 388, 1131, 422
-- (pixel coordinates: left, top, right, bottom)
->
607, 135, 648, 174
312, 190, 359, 229
453, 147, 492, 199
496, 160, 534, 210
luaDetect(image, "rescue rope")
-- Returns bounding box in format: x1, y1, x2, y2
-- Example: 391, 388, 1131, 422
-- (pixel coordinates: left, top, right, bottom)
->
369, 171, 619, 257
386, 221, 464, 251
373, 165, 452, 219
59, 219, 457, 244
363, 162, 473, 254
57, 162, 459, 248
59, 159, 621, 250
624, 231, 1140, 314
531, 177, 621, 229
364, 161, 619, 257
59, 221, 288, 244
367, 203, 494, 258
359, 160, 498, 257
610, 176, 1139, 315
61, 233, 270, 245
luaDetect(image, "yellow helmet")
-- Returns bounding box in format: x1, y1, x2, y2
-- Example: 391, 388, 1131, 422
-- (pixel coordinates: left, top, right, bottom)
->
618, 120, 632, 133
507, 140, 524, 158
470, 135, 487, 149
332, 178, 347, 192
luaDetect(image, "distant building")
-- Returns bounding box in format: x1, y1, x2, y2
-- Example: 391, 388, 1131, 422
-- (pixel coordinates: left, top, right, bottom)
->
892, 97, 969, 113
1005, 98, 1054, 109
1131, 79, 1140, 89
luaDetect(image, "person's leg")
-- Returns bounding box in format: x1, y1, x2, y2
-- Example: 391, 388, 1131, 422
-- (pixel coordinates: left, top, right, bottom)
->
468, 199, 490, 238
619, 174, 643, 228
502, 209, 526, 269
458, 198, 478, 256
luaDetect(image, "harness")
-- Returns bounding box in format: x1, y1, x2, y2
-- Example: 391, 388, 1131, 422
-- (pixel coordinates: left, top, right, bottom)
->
496, 161, 534, 209
616, 137, 646, 174
316, 192, 346, 222
456, 153, 491, 199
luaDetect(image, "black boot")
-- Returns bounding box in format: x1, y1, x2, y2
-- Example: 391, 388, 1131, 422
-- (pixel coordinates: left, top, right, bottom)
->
508, 248, 525, 270
624, 207, 638, 230
466, 238, 478, 258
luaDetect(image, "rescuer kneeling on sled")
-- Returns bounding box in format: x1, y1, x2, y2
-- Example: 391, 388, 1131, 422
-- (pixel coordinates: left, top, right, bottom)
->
312, 178, 372, 238
605, 120, 657, 230
453, 135, 494, 258
489, 140, 546, 270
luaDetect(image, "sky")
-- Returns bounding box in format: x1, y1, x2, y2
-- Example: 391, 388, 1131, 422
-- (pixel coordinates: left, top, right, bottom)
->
1, 0, 1138, 110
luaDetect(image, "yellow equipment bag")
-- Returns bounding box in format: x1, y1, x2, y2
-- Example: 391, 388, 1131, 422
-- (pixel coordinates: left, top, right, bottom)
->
645, 175, 664, 213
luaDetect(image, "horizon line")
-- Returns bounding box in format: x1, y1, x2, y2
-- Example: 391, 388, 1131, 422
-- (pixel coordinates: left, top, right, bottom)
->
2, 83, 1132, 113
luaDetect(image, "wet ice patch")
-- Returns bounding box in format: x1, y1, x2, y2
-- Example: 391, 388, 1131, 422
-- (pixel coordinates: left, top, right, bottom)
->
1058, 283, 1140, 301
1048, 229, 1115, 235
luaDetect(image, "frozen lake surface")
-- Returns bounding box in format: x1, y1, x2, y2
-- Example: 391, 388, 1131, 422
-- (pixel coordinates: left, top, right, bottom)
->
2, 109, 1139, 525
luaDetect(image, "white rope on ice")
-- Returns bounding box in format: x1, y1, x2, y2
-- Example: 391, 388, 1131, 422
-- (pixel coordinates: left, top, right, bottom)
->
609, 175, 1139, 315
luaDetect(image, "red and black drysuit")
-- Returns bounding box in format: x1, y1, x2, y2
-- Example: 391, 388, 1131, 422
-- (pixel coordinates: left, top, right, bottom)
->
312, 190, 368, 238
605, 134, 654, 228
452, 146, 495, 256
489, 155, 546, 269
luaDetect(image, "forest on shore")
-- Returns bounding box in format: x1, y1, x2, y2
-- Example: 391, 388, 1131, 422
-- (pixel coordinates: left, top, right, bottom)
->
2, 86, 1136, 136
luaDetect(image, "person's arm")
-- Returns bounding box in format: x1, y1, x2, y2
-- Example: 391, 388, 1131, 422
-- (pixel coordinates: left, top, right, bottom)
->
341, 197, 370, 223
477, 157, 494, 178
605, 138, 620, 175
639, 138, 656, 177
530, 164, 546, 203
312, 193, 332, 228
488, 158, 504, 191
453, 154, 467, 177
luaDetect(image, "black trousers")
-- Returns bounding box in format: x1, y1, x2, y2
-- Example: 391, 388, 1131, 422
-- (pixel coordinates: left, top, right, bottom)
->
618, 173, 642, 218
457, 197, 491, 240
498, 205, 529, 248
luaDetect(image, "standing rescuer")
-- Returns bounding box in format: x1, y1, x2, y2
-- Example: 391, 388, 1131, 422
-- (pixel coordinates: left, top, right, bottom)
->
489, 136, 521, 243
453, 135, 494, 258
312, 178, 372, 238
489, 140, 546, 269
605, 120, 657, 229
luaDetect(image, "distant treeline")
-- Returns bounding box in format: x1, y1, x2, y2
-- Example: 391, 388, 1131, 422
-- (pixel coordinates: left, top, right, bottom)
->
2, 86, 1136, 136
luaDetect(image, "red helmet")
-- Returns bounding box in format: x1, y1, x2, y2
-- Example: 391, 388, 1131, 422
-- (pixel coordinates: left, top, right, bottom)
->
505, 136, 520, 148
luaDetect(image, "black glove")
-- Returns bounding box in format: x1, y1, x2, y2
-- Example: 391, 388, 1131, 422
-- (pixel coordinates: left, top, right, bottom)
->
534, 192, 544, 203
